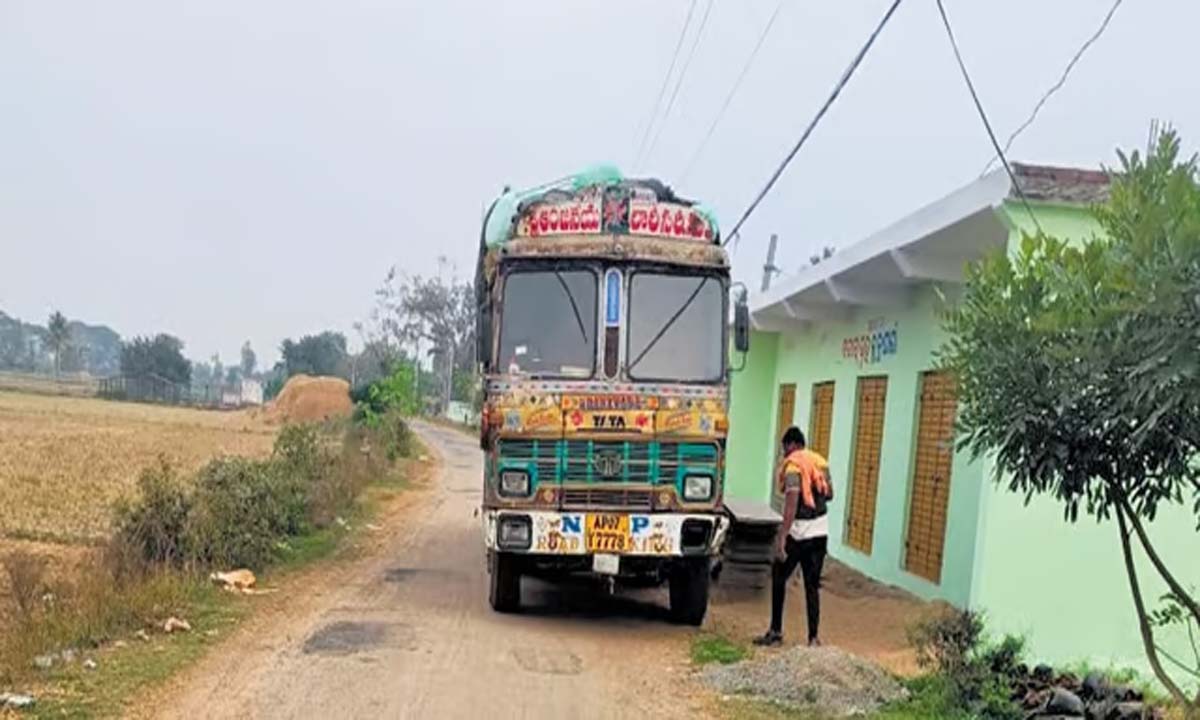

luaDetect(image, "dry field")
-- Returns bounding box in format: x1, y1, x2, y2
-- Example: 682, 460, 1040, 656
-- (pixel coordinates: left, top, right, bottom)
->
0, 390, 278, 631
0, 390, 277, 543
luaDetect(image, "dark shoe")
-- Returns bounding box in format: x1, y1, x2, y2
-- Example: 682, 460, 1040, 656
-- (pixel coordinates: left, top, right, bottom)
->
753, 630, 783, 647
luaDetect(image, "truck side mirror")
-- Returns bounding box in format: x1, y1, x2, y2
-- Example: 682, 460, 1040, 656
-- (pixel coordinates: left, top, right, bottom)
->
734, 298, 751, 354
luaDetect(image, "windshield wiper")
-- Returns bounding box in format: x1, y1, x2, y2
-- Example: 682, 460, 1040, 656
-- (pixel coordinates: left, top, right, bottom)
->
628, 277, 709, 372
554, 271, 589, 344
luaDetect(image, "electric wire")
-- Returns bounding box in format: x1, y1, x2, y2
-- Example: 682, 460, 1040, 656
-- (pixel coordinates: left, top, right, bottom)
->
632, 0, 699, 169
639, 0, 716, 170
724, 0, 904, 249
981, 0, 1124, 175
680, 0, 785, 184
935, 0, 1043, 235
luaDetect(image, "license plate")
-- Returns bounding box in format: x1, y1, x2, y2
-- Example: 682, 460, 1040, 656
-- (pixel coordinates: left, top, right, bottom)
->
592, 553, 620, 575
585, 513, 630, 553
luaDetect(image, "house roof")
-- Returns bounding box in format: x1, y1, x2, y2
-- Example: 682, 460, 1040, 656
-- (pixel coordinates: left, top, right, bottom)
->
1010, 163, 1111, 204
749, 164, 1110, 331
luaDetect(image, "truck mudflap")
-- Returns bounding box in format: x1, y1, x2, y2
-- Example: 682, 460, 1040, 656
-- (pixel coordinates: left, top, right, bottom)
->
483, 510, 729, 557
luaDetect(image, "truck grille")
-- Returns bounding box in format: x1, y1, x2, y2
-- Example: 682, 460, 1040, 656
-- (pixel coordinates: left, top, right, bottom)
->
560, 486, 655, 511
496, 439, 720, 486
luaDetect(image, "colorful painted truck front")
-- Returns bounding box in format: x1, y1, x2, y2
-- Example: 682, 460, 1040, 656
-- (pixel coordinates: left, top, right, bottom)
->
474, 171, 751, 625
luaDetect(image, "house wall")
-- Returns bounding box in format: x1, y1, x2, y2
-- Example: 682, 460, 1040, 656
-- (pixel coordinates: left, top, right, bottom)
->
729, 285, 989, 607
730, 196, 1200, 677
968, 201, 1200, 677
726, 330, 779, 501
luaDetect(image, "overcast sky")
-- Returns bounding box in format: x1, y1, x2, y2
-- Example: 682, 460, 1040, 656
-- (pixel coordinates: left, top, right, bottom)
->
2, 0, 1196, 367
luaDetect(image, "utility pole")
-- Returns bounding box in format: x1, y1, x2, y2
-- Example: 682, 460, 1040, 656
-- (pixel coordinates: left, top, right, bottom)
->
761, 233, 780, 292
444, 341, 455, 415
413, 336, 420, 401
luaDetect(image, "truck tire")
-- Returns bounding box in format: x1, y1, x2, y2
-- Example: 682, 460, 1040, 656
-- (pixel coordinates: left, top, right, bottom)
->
669, 558, 710, 626
488, 551, 521, 613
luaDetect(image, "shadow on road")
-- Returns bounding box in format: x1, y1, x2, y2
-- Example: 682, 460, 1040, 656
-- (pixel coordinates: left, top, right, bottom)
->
520, 576, 673, 624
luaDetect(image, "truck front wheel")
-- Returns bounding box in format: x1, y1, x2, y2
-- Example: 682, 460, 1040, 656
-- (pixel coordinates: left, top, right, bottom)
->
488, 551, 521, 613
669, 558, 710, 626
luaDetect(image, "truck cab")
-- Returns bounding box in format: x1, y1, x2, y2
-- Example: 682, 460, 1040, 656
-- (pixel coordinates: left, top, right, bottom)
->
475, 174, 744, 625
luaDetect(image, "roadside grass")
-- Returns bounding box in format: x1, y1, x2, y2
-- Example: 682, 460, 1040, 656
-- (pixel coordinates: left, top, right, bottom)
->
21, 580, 247, 720
718, 674, 969, 720
692, 633, 750, 666
1, 417, 427, 718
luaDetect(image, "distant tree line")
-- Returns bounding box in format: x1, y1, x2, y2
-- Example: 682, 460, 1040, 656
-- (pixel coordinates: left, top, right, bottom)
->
119, 334, 192, 386
0, 309, 121, 376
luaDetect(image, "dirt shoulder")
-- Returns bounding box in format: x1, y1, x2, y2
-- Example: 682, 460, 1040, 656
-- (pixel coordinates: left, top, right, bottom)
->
129, 455, 439, 719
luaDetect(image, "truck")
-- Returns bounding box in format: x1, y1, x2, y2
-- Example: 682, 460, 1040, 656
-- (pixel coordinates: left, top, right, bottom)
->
475, 169, 751, 625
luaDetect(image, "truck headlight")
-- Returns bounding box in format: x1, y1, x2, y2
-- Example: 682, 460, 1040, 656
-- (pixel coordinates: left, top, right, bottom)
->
499, 470, 531, 497
683, 474, 713, 501
497, 515, 532, 549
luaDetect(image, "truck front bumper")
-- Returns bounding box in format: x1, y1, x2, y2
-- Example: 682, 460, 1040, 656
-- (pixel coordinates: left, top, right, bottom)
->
482, 510, 729, 557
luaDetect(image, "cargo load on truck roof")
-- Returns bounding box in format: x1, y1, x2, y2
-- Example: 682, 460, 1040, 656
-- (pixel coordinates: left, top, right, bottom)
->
483, 165, 721, 248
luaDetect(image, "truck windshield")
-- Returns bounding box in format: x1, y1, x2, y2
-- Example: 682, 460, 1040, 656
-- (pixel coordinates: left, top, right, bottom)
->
499, 270, 596, 378
627, 273, 724, 382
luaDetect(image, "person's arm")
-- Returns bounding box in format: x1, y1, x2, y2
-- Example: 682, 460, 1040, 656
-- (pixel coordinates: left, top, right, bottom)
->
775, 472, 801, 559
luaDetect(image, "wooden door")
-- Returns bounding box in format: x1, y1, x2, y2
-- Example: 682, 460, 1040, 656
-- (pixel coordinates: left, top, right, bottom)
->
904, 371, 958, 583
809, 382, 835, 459
845, 377, 887, 555
771, 384, 796, 508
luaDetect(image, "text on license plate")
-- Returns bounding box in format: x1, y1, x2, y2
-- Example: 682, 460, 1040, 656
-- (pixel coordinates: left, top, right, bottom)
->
585, 513, 630, 552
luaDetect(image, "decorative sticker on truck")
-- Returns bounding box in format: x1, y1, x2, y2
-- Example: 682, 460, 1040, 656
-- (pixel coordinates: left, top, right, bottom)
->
605, 269, 621, 326
513, 185, 714, 242
530, 513, 681, 555
566, 410, 651, 434
656, 410, 724, 436
515, 190, 603, 238
628, 198, 714, 241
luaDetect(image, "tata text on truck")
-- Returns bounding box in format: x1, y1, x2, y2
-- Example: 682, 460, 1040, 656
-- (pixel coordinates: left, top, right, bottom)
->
475, 170, 751, 625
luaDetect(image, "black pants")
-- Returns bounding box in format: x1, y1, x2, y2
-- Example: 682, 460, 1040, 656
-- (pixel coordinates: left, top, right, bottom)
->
770, 535, 827, 640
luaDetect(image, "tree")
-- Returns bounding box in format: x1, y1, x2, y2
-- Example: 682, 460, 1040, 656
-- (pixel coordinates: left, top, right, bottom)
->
941, 128, 1200, 713
120, 334, 192, 386
240, 341, 256, 378
279, 331, 347, 378
373, 258, 476, 409
47, 311, 70, 377
211, 354, 224, 389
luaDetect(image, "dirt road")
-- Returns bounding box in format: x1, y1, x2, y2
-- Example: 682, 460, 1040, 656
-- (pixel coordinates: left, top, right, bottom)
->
157, 422, 706, 720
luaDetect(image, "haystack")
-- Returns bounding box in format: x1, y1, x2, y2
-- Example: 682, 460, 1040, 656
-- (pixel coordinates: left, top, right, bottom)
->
267, 375, 352, 423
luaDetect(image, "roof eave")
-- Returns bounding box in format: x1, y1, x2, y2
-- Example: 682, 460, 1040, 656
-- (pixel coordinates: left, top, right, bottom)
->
749, 169, 1013, 327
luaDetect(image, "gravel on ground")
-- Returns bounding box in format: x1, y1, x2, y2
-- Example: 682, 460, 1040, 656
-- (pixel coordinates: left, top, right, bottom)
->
701, 645, 909, 716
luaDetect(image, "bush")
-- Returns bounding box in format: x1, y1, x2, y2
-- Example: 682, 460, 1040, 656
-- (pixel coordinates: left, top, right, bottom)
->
908, 608, 1024, 720
109, 420, 406, 574
271, 424, 333, 529
187, 457, 299, 570
375, 411, 415, 461
112, 458, 193, 568
909, 607, 984, 678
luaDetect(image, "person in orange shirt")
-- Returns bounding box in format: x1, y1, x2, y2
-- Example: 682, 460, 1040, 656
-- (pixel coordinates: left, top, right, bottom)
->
754, 426, 833, 647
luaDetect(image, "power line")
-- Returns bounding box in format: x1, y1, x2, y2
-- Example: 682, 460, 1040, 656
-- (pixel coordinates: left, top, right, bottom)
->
935, 0, 1043, 235
639, 0, 716, 169
632, 0, 699, 169
725, 0, 904, 249
981, 0, 1124, 175
680, 0, 785, 184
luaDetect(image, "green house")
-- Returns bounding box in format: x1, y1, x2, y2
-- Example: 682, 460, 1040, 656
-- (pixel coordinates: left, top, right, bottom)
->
727, 164, 1199, 675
